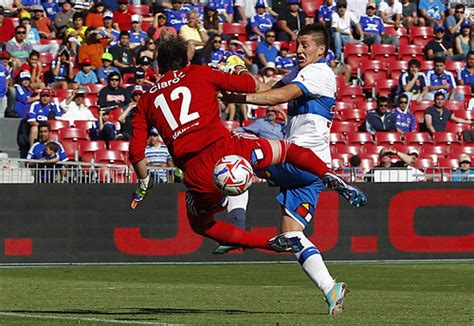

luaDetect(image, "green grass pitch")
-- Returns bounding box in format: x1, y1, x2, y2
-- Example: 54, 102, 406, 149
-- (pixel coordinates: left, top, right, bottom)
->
0, 263, 472, 325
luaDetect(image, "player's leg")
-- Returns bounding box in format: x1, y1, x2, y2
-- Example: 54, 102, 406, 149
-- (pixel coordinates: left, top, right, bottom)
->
212, 192, 249, 255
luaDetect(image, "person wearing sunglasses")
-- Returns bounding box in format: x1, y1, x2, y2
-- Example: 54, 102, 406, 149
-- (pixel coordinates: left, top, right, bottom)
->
331, 0, 363, 61
5, 25, 33, 69
393, 93, 417, 134
98, 71, 129, 109
364, 96, 397, 134
446, 3, 466, 35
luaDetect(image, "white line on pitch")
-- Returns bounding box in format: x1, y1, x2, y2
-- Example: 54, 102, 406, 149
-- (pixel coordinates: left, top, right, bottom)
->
0, 312, 184, 325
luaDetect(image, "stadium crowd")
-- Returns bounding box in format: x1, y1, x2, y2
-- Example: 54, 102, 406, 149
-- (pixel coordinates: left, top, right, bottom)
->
0, 0, 472, 181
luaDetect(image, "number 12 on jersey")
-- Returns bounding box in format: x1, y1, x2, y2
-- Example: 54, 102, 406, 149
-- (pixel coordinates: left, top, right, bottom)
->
153, 86, 200, 131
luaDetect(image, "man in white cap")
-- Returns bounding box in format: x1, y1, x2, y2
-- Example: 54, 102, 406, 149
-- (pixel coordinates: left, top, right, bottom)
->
129, 14, 148, 50
452, 154, 473, 181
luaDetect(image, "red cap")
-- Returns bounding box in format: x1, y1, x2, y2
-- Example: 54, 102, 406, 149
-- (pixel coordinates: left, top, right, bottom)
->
81, 58, 92, 66
280, 43, 290, 51
0, 51, 11, 60
40, 88, 54, 96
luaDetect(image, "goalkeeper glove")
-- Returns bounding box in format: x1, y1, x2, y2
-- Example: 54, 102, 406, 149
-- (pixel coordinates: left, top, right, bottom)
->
130, 174, 154, 210
219, 64, 248, 75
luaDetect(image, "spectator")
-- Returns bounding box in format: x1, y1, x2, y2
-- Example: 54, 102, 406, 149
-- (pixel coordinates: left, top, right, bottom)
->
419, 0, 445, 27
454, 21, 472, 59
126, 69, 150, 95
110, 31, 135, 74
179, 10, 209, 59
393, 93, 417, 134
118, 85, 143, 140
458, 50, 474, 91
152, 11, 177, 41
54, 0, 76, 38
138, 38, 158, 69
451, 154, 474, 181
42, 141, 61, 166
129, 14, 148, 50
202, 2, 222, 37
0, 6, 15, 44
184, 0, 204, 21
165, 0, 190, 33
98, 71, 128, 108
238, 106, 286, 139
43, 0, 61, 22
31, 5, 56, 40
74, 0, 94, 12
277, 0, 310, 42
59, 89, 96, 124
379, 0, 402, 28
0, 51, 10, 118
223, 36, 257, 74
113, 0, 132, 31
318, 0, 337, 29
446, 3, 466, 36
200, 34, 225, 67
275, 43, 297, 74
360, 3, 398, 48
78, 29, 107, 68
331, 0, 362, 61
425, 25, 457, 60
258, 62, 280, 86
365, 96, 396, 133
14, 71, 38, 119
74, 58, 99, 84
402, 0, 424, 28
99, 11, 120, 47
389, 147, 426, 181
6, 25, 33, 68
85, 0, 106, 29
50, 47, 75, 90
136, 56, 158, 84
98, 109, 117, 142
424, 91, 472, 133
27, 88, 62, 145
65, 12, 88, 55
235, 0, 268, 24
376, 148, 397, 168
325, 48, 352, 83
20, 51, 45, 90
256, 29, 279, 71
97, 52, 120, 84
145, 127, 174, 183
398, 58, 429, 102
342, 154, 365, 182
250, 0, 276, 41
27, 121, 67, 181
211, 0, 234, 23
426, 56, 458, 100
20, 15, 59, 55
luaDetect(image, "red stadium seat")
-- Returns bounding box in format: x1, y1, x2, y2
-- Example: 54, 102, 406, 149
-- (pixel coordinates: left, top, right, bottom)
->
363, 144, 385, 155
398, 45, 424, 61
338, 85, 365, 103
127, 4, 150, 16
5, 17, 19, 27
413, 157, 433, 169
142, 21, 153, 32
346, 132, 373, 145
340, 109, 367, 123
446, 123, 469, 135
55, 89, 73, 101
221, 120, 240, 130
336, 75, 347, 89
354, 100, 377, 111
331, 121, 358, 133
223, 23, 247, 41
385, 26, 409, 45
421, 144, 447, 155
330, 133, 347, 144
419, 153, 440, 165
456, 85, 472, 100
39, 38, 62, 46
454, 110, 474, 121
39, 53, 54, 65
302, 0, 318, 17
243, 41, 258, 53
85, 83, 105, 94
450, 145, 474, 156
410, 100, 431, 113
409, 26, 434, 47
109, 140, 130, 152
253, 107, 266, 118
241, 120, 254, 127
60, 140, 78, 160
405, 132, 433, 144
335, 144, 362, 155
95, 149, 126, 165
419, 60, 434, 72
445, 100, 465, 111
331, 158, 345, 170
335, 102, 353, 111
332, 153, 351, 166
78, 140, 106, 155
370, 44, 396, 60
80, 151, 95, 163
437, 158, 459, 169
393, 144, 421, 155
84, 94, 98, 107
433, 132, 461, 145
375, 132, 403, 145
59, 127, 89, 141
387, 60, 408, 80
343, 44, 369, 75
445, 60, 465, 74
375, 79, 398, 97
73, 120, 95, 130
414, 111, 425, 124
359, 157, 375, 170
48, 119, 70, 131
360, 60, 388, 89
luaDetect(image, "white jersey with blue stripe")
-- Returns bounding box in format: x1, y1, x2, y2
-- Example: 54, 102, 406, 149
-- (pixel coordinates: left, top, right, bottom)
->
281, 59, 336, 165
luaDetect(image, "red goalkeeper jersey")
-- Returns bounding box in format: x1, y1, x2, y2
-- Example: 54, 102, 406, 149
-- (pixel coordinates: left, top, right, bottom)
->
129, 65, 256, 168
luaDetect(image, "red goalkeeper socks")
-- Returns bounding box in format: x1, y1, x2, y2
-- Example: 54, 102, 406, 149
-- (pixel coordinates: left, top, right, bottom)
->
203, 220, 270, 249
284, 143, 330, 177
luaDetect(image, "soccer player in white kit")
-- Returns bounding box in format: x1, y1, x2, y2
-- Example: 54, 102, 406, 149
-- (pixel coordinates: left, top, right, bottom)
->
225, 23, 366, 315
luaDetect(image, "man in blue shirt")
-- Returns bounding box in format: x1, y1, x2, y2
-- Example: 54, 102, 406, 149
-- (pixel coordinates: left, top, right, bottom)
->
129, 14, 148, 50
360, 3, 398, 48
27, 88, 62, 145
256, 30, 279, 71
250, 1, 276, 41
165, 0, 190, 33
392, 94, 417, 133
318, 0, 336, 27
210, 0, 234, 23
238, 107, 286, 139
426, 56, 459, 100
458, 50, 474, 92
275, 44, 297, 74
73, 58, 98, 85
0, 57, 10, 118
452, 154, 474, 182
419, 0, 445, 26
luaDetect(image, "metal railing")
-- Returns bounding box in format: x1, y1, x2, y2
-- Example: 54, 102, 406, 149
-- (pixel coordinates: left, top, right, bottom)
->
0, 158, 471, 184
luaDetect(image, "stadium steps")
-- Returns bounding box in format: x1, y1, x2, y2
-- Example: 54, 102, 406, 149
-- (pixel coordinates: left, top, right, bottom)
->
0, 118, 21, 158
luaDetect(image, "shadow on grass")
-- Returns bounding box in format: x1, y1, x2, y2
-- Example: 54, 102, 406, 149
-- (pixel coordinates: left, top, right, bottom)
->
3, 308, 324, 316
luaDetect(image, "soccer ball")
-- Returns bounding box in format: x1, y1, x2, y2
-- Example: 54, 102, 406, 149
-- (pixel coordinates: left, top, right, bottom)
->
213, 155, 254, 196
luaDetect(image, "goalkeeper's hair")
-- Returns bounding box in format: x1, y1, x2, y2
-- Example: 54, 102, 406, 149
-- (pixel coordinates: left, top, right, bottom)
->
157, 38, 189, 75
298, 23, 330, 56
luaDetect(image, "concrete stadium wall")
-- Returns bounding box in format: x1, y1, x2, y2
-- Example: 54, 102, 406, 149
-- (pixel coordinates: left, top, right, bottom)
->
0, 183, 473, 263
